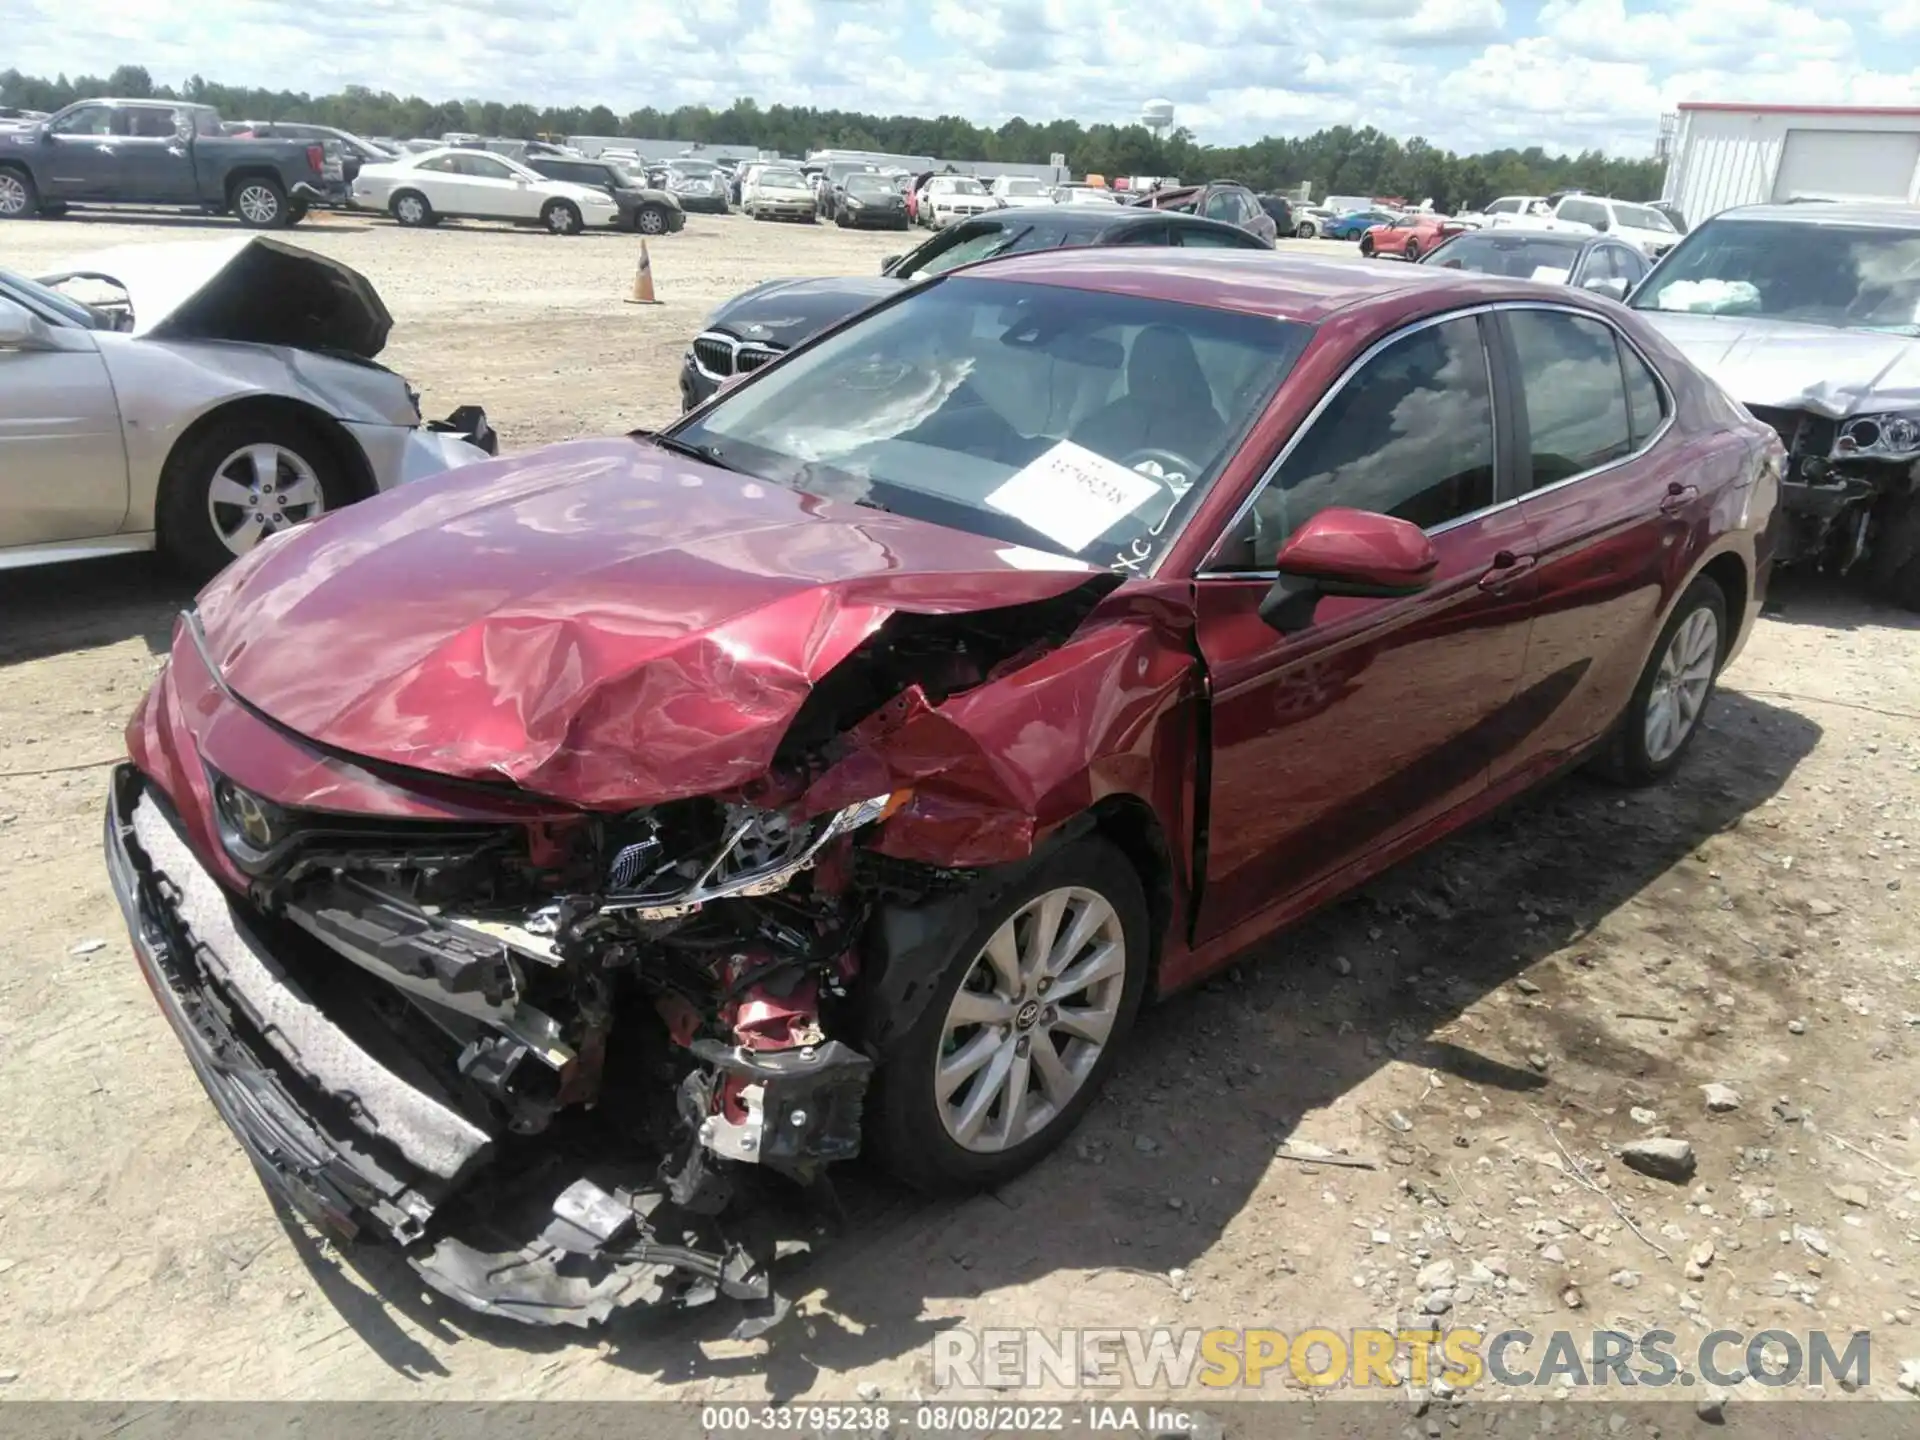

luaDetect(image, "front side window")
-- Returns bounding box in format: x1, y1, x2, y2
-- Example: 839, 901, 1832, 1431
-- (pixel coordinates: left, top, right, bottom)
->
1614, 203, 1676, 234
50, 105, 111, 136
1487, 198, 1520, 215
1203, 189, 1239, 221
1562, 199, 1609, 229
1175, 224, 1264, 249
1210, 315, 1496, 571
1506, 309, 1632, 486
669, 276, 1311, 572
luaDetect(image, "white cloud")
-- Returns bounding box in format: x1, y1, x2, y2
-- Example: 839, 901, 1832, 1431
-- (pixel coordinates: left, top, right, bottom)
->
1, 0, 1915, 155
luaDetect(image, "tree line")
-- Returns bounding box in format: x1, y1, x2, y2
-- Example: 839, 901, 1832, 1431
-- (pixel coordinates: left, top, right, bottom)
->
1, 65, 1665, 210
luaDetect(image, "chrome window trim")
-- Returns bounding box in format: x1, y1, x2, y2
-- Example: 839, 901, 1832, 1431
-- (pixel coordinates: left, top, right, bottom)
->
1192, 299, 1677, 581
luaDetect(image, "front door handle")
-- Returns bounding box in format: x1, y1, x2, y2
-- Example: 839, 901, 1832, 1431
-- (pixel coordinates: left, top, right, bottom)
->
1478, 551, 1537, 591
1660, 481, 1700, 513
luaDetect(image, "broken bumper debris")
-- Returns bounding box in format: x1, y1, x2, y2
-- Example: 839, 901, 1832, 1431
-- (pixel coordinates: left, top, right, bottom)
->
104, 766, 790, 1331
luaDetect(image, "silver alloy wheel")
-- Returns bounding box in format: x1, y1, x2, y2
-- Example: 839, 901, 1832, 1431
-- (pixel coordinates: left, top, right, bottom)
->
936, 886, 1127, 1154
395, 194, 426, 224
235, 183, 280, 225
638, 207, 665, 234
206, 443, 324, 556
1644, 604, 1719, 763
0, 172, 28, 216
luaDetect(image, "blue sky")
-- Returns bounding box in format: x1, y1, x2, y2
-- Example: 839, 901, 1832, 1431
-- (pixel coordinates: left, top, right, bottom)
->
3, 0, 1917, 156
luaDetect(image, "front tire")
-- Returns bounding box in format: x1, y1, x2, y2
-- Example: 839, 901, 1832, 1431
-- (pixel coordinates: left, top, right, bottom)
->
635, 204, 669, 235
391, 190, 433, 227
0, 166, 39, 220
157, 414, 353, 582
1593, 576, 1728, 785
1359, 235, 1375, 256
230, 176, 289, 228
543, 199, 583, 235
867, 837, 1151, 1192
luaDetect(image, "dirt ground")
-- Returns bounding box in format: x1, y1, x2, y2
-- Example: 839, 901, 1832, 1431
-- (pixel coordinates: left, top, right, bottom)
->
1, 209, 1917, 1412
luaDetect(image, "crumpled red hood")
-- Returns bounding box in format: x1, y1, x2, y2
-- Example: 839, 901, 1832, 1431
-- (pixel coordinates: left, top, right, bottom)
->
192, 437, 1106, 808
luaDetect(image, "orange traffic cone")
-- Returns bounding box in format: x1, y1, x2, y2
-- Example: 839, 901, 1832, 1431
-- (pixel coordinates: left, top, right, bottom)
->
625, 239, 662, 305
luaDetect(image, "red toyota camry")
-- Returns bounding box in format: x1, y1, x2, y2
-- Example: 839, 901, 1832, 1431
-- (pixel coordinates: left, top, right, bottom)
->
106, 250, 1781, 1330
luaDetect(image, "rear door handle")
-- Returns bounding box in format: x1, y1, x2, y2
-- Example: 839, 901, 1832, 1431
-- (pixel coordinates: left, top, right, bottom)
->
1660, 482, 1700, 513
1478, 551, 1537, 591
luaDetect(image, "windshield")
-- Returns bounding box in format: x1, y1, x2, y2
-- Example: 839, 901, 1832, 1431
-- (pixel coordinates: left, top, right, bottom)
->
2, 268, 105, 329
1003, 179, 1046, 195
1425, 231, 1585, 279
673, 161, 718, 177
667, 276, 1310, 572
944, 178, 987, 195
1614, 203, 1676, 233
758, 168, 805, 187
1631, 217, 1920, 334
897, 220, 1096, 279
846, 175, 891, 196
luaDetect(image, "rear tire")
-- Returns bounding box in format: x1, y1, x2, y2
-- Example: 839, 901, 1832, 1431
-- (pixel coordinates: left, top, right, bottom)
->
1404, 239, 1421, 262
0, 165, 39, 220
286, 201, 309, 225
1866, 494, 1920, 612
230, 176, 289, 228
867, 837, 1150, 1192
157, 414, 356, 582
1296, 221, 1315, 238
391, 190, 433, 227
1592, 576, 1729, 786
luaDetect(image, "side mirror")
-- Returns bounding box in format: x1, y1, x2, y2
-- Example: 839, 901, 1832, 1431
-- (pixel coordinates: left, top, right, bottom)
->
1258, 507, 1438, 633
1593, 216, 1610, 232
1583, 275, 1629, 300
0, 296, 54, 351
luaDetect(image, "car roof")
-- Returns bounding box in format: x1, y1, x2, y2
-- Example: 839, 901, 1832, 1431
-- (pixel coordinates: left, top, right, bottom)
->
962, 248, 1534, 323
1704, 202, 1920, 229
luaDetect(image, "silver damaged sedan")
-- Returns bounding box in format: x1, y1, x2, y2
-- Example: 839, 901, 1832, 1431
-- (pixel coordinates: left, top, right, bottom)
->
0, 235, 495, 578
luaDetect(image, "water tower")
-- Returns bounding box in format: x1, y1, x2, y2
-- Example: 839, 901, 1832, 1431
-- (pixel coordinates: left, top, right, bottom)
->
1140, 98, 1175, 140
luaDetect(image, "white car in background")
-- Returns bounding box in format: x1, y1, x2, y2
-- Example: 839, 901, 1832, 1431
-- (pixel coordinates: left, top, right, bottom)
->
990, 175, 1052, 207
0, 236, 493, 578
352, 146, 619, 234
921, 175, 994, 228
1549, 194, 1683, 258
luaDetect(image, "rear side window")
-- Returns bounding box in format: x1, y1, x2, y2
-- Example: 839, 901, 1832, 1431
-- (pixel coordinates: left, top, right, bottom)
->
1621, 339, 1667, 447
1175, 223, 1263, 248
1506, 310, 1633, 486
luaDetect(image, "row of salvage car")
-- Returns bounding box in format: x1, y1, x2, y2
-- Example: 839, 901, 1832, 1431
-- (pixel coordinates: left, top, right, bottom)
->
19, 198, 1920, 1337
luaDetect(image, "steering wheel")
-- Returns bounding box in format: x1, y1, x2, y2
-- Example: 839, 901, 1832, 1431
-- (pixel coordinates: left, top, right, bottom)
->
1117, 447, 1202, 492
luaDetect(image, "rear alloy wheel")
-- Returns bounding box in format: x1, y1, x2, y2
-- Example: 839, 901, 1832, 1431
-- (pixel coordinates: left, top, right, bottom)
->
391, 191, 433, 227
543, 199, 583, 235
0, 167, 38, 220
1404, 239, 1421, 262
158, 416, 350, 581
1296, 221, 1315, 238
1594, 576, 1727, 785
231, 177, 288, 228
869, 837, 1149, 1191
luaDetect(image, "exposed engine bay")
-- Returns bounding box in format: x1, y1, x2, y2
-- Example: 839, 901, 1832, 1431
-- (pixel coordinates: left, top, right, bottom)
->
109, 583, 1117, 1331
1745, 404, 1920, 595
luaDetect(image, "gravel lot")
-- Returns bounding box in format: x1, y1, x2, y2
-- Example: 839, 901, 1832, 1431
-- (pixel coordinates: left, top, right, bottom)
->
1, 209, 1918, 1409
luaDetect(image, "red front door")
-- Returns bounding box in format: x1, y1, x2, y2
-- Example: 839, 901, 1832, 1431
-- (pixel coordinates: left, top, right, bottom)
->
1185, 311, 1542, 945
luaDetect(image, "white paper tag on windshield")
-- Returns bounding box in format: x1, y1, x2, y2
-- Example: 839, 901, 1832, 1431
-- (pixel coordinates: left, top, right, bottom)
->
984, 441, 1163, 553
1530, 265, 1572, 284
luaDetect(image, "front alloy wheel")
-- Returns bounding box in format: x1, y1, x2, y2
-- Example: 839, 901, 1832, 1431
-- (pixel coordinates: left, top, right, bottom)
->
936, 887, 1127, 1153
869, 837, 1149, 1190
207, 444, 327, 556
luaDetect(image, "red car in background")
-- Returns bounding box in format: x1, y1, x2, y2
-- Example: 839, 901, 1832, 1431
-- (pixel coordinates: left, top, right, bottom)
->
1362, 212, 1471, 261
106, 251, 1778, 1334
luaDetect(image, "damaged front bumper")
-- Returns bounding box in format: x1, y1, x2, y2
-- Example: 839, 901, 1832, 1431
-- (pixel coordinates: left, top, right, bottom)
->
104, 765, 793, 1331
